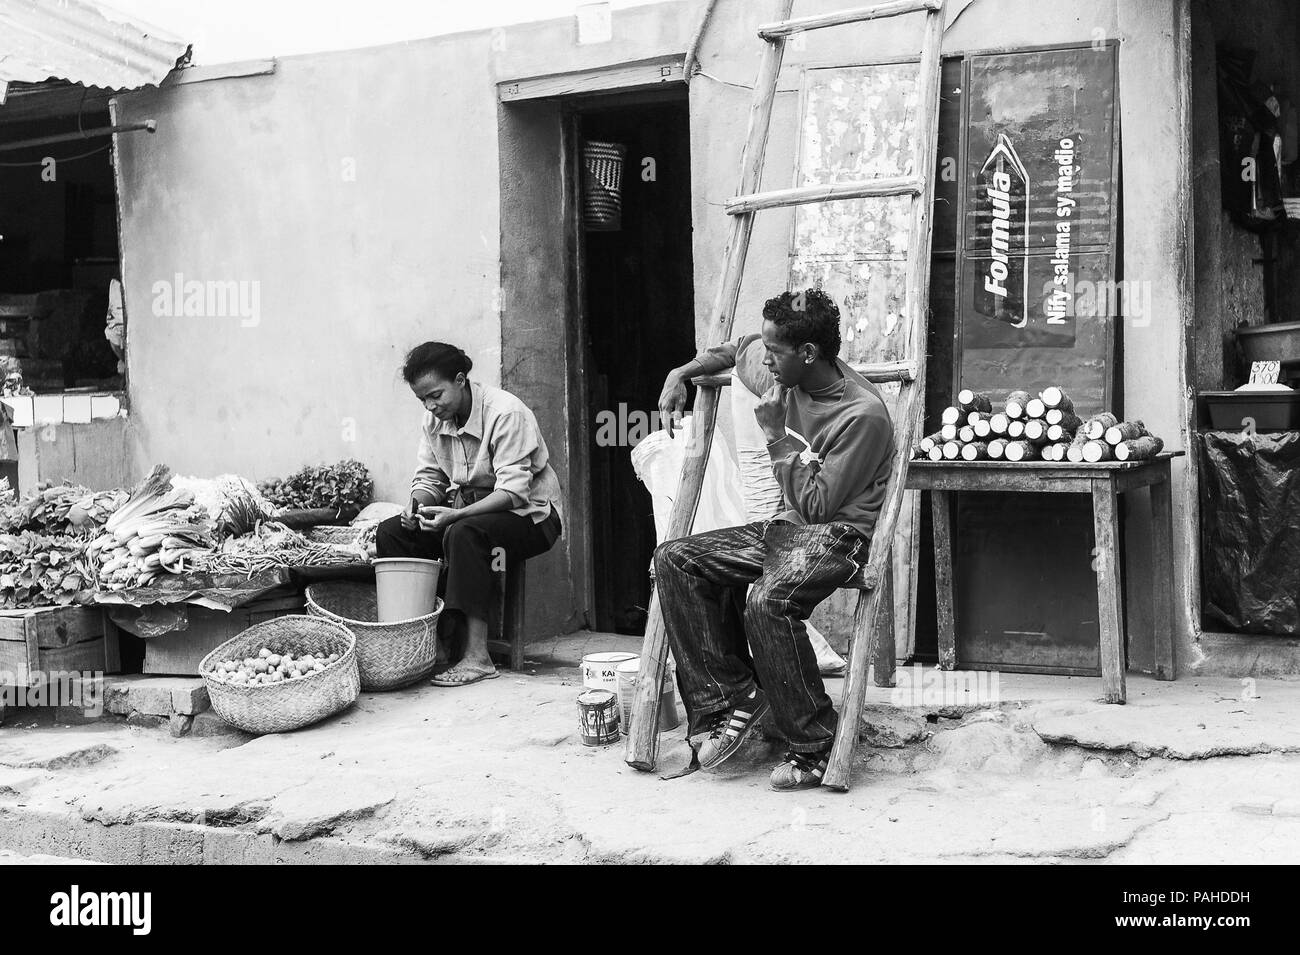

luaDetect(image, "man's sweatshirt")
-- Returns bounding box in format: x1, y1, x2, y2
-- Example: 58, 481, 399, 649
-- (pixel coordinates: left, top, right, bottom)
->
693, 333, 896, 539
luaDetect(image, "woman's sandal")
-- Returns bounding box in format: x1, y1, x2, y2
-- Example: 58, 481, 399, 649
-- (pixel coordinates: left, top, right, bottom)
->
431, 663, 500, 687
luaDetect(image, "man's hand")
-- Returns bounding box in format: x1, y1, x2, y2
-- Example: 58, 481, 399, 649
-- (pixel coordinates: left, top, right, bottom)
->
755, 384, 789, 443
417, 505, 458, 532
657, 370, 689, 440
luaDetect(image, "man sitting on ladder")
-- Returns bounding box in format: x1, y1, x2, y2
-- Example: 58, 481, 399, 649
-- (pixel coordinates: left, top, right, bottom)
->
654, 288, 895, 791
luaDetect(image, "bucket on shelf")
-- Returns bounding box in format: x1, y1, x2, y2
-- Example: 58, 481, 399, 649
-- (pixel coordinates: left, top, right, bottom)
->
616, 656, 680, 735
580, 650, 638, 694
372, 558, 442, 623
577, 689, 621, 746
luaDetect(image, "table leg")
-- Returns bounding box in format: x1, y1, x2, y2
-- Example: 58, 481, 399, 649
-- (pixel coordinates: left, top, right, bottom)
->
931, 490, 956, 671
1150, 463, 1176, 681
872, 564, 896, 687
1091, 480, 1126, 703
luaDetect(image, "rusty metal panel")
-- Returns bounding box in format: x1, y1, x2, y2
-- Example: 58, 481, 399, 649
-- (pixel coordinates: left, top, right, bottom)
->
960, 250, 1114, 418
956, 44, 1119, 418
0, 0, 188, 89
963, 48, 1117, 252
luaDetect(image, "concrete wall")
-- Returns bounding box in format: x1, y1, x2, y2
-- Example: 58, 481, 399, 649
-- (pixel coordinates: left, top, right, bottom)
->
115, 35, 502, 502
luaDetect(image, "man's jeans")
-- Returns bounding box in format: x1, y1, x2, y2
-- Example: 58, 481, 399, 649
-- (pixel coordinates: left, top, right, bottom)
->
653, 520, 866, 753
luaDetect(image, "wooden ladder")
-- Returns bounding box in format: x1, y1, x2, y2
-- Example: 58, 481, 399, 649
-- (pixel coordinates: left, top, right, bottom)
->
624, 0, 946, 792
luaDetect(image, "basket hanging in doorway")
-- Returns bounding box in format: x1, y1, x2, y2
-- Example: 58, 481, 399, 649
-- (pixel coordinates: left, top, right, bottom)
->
582, 140, 627, 231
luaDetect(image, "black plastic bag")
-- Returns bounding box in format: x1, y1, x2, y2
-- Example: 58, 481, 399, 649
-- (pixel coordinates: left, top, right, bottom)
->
1200, 431, 1300, 634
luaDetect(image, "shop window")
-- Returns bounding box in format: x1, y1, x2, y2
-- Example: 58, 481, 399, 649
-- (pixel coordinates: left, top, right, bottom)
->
0, 103, 125, 400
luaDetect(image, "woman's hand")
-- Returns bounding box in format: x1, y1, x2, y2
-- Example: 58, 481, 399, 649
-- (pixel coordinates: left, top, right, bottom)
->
402, 491, 439, 530
417, 505, 459, 532
755, 384, 789, 443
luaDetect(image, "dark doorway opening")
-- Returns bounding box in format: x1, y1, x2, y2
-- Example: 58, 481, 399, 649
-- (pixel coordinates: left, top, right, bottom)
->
571, 90, 695, 635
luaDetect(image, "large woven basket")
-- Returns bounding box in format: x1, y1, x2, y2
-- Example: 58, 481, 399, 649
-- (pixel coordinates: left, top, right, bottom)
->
199, 616, 360, 734
305, 581, 441, 691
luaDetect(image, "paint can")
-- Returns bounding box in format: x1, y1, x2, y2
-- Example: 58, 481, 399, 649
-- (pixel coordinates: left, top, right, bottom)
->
580, 651, 637, 694
616, 657, 680, 735
577, 689, 621, 746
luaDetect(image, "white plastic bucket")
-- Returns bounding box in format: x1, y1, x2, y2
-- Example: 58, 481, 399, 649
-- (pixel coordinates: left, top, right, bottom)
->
580, 651, 637, 693
616, 656, 680, 734
373, 558, 443, 622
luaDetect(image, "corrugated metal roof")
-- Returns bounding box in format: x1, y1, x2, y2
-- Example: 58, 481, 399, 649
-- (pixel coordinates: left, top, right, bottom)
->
0, 0, 189, 90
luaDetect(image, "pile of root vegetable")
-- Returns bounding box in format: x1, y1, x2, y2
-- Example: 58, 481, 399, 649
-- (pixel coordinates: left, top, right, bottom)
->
916, 387, 1166, 463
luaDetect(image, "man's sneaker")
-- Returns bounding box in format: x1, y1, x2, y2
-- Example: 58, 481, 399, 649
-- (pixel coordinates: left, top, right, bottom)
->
770, 747, 831, 791
697, 688, 769, 770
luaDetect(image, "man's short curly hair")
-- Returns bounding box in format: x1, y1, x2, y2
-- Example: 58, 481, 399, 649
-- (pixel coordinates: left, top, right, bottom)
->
762, 288, 842, 359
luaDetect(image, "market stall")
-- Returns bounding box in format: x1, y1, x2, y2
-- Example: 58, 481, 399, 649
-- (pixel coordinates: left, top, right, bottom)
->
909, 387, 1179, 699
0, 459, 380, 681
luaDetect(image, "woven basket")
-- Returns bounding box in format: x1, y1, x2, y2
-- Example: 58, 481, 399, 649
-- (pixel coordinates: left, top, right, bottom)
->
199, 616, 360, 734
307, 525, 363, 545
305, 581, 442, 691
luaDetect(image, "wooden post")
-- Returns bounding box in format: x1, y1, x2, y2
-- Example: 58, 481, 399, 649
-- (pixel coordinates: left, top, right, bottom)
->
1091, 480, 1127, 703
624, 1, 795, 771
1150, 461, 1176, 680
823, 1, 946, 791
872, 562, 896, 686
931, 490, 956, 670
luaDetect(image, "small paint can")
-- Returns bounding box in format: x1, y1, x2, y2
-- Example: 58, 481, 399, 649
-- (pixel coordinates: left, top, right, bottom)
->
616, 657, 680, 734
580, 651, 637, 694
577, 689, 621, 746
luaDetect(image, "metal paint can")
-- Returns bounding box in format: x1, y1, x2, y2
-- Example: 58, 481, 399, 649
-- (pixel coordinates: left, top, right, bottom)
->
580, 651, 637, 694
577, 688, 621, 746
615, 657, 680, 735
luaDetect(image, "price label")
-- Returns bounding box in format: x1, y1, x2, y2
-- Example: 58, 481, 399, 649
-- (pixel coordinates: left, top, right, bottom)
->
1249, 360, 1281, 385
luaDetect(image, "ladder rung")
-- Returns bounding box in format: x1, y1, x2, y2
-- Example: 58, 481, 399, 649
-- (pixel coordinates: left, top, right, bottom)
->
690, 374, 732, 388
856, 359, 918, 384
725, 176, 924, 215
759, 0, 943, 39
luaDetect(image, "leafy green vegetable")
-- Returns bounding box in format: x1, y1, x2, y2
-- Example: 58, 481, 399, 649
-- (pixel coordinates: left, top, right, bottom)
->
258, 460, 373, 513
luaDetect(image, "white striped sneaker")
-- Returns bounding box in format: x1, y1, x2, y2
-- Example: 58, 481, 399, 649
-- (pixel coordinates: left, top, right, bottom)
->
769, 748, 830, 791
698, 688, 769, 770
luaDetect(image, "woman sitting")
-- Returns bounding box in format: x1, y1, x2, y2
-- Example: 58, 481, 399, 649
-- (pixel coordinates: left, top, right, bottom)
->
376, 342, 563, 686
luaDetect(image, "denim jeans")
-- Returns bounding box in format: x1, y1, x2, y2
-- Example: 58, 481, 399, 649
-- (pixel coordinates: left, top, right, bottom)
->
653, 520, 866, 753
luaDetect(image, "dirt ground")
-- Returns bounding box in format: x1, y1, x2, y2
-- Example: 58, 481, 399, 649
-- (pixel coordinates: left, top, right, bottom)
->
2, 632, 1299, 865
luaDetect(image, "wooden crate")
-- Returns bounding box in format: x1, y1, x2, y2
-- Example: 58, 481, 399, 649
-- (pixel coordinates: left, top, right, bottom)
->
0, 605, 110, 687
113, 593, 306, 676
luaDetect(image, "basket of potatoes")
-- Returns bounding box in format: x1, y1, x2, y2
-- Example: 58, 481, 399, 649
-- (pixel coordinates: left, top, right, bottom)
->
200, 615, 360, 734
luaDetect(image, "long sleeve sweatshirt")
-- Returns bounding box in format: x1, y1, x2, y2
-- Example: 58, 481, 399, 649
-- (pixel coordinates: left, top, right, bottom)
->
690, 333, 896, 539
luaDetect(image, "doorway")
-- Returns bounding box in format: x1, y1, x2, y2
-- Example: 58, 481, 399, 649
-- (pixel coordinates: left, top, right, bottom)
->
570, 90, 695, 634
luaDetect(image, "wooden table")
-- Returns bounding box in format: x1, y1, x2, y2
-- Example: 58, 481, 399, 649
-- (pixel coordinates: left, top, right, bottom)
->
904, 451, 1182, 703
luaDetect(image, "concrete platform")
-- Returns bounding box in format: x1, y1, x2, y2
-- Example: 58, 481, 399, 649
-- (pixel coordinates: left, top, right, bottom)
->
0, 633, 1298, 865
